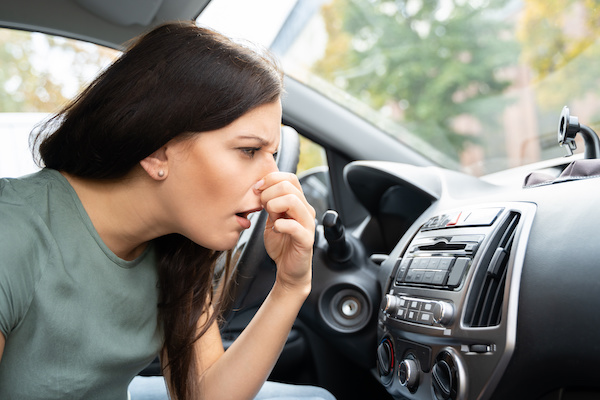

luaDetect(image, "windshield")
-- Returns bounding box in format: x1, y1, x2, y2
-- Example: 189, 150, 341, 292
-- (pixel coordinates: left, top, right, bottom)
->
199, 0, 600, 176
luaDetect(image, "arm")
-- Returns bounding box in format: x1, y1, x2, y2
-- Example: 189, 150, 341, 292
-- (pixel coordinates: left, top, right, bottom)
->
0, 333, 4, 362
188, 172, 315, 399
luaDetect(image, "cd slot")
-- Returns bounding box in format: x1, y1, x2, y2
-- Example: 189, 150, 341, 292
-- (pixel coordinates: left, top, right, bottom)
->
415, 242, 467, 252
409, 234, 484, 257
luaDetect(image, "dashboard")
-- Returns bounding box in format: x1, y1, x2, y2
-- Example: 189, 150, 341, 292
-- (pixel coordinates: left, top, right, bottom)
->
332, 159, 600, 400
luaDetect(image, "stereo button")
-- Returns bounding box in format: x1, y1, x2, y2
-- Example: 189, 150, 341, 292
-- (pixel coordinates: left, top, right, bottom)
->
422, 271, 435, 284
413, 270, 424, 283
438, 257, 453, 271
432, 271, 448, 285
409, 300, 421, 310
395, 258, 411, 283
447, 258, 469, 288
413, 257, 429, 269
397, 308, 407, 319
418, 312, 434, 325
406, 310, 419, 322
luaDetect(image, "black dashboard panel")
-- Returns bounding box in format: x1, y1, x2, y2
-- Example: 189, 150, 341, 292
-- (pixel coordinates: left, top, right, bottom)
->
343, 160, 600, 400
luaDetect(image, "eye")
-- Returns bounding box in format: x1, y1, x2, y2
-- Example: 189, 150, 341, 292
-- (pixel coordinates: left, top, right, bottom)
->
239, 147, 261, 158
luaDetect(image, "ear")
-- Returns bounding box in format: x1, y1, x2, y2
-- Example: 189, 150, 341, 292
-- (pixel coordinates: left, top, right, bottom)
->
140, 146, 168, 180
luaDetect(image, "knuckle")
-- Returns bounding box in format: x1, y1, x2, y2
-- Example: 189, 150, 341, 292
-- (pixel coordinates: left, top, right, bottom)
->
282, 180, 296, 191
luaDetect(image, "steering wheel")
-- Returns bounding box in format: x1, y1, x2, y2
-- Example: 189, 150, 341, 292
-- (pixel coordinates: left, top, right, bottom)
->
222, 125, 300, 319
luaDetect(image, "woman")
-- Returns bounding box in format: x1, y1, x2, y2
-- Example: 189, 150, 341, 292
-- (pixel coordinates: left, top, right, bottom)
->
0, 21, 333, 400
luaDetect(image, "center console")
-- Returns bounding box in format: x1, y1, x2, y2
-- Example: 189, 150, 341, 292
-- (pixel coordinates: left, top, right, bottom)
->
376, 203, 536, 400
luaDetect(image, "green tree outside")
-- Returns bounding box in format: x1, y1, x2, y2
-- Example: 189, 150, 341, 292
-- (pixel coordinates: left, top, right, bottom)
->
312, 0, 520, 164
0, 28, 119, 114
518, 0, 600, 115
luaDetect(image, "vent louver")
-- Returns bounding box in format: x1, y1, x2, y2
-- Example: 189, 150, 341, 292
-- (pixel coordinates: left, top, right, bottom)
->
465, 212, 520, 327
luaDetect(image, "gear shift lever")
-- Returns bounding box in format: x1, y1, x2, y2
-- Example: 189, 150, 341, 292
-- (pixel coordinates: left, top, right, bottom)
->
322, 210, 352, 263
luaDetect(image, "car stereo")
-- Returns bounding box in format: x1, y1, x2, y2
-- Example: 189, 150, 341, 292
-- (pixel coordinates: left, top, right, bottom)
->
394, 207, 502, 291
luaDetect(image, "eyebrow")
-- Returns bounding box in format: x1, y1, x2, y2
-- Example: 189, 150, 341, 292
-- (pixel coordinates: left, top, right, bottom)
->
236, 135, 272, 147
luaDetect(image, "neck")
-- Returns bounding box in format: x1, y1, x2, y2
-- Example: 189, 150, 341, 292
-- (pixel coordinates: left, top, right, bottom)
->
62, 169, 166, 261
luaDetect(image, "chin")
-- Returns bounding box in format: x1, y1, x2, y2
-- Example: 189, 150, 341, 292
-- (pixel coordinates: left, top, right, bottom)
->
203, 233, 243, 252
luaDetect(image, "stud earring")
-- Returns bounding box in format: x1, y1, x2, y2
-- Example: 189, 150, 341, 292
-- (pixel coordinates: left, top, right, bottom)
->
158, 170, 165, 178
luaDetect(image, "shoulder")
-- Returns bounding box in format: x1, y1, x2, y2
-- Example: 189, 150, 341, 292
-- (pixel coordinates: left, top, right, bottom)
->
0, 171, 58, 250
0, 169, 73, 230
0, 171, 58, 337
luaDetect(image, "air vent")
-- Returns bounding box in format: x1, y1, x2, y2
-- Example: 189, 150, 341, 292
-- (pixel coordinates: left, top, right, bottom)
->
465, 212, 520, 327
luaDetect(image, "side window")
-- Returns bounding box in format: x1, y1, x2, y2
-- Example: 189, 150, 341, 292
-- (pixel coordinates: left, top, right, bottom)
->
0, 26, 334, 218
0, 28, 120, 177
297, 135, 330, 221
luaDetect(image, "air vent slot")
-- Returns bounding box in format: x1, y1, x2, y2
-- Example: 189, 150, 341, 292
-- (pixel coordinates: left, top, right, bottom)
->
465, 212, 520, 327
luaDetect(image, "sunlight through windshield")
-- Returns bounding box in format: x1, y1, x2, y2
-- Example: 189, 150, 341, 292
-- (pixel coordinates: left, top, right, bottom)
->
198, 0, 600, 177
171, 1, 593, 178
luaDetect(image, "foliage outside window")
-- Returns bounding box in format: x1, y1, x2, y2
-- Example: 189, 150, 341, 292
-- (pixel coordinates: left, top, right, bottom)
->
0, 28, 119, 113
0, 29, 120, 177
0, 28, 328, 178
276, 0, 600, 176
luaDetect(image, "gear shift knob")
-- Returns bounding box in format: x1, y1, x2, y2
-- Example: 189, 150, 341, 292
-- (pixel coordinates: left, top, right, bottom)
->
322, 210, 352, 263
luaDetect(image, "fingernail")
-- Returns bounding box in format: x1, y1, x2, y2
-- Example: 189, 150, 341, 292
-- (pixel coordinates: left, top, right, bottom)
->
253, 179, 264, 191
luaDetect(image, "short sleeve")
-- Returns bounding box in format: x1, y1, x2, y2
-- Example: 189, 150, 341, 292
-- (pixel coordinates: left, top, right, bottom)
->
0, 203, 50, 337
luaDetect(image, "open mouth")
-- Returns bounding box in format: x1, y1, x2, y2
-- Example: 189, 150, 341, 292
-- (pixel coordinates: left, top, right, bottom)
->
235, 207, 263, 230
236, 207, 263, 219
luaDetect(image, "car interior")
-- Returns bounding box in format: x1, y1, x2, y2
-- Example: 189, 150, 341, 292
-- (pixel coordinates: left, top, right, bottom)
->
2, 1, 600, 399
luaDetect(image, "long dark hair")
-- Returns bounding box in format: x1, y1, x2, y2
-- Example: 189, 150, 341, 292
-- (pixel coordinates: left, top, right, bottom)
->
34, 21, 283, 400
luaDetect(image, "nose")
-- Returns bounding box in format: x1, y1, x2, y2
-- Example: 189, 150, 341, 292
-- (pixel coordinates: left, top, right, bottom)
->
266, 155, 279, 174
258, 149, 279, 177
253, 153, 279, 193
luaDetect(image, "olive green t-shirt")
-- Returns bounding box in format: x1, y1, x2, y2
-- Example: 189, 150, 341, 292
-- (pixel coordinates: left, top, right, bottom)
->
0, 169, 162, 399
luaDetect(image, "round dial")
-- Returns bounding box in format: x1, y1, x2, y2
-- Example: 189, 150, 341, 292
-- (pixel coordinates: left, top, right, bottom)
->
433, 301, 454, 326
377, 339, 394, 377
432, 351, 459, 400
398, 357, 419, 391
384, 294, 401, 315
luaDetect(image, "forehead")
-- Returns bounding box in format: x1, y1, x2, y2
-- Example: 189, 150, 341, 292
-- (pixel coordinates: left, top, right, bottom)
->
180, 101, 282, 150
222, 101, 282, 145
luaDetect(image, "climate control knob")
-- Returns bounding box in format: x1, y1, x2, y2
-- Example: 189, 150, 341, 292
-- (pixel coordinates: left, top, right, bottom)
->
377, 338, 394, 379
398, 357, 419, 391
432, 351, 459, 400
433, 301, 454, 326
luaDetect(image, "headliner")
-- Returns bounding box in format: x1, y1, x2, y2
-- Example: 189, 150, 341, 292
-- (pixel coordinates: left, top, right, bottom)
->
0, 0, 211, 49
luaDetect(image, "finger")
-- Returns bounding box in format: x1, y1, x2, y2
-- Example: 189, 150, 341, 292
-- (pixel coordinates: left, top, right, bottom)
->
260, 179, 301, 200
255, 172, 303, 193
271, 218, 315, 247
257, 174, 316, 220
260, 180, 315, 218
264, 194, 316, 228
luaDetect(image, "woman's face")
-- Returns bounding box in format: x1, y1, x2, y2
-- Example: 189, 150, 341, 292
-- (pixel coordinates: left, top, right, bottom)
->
161, 100, 282, 250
